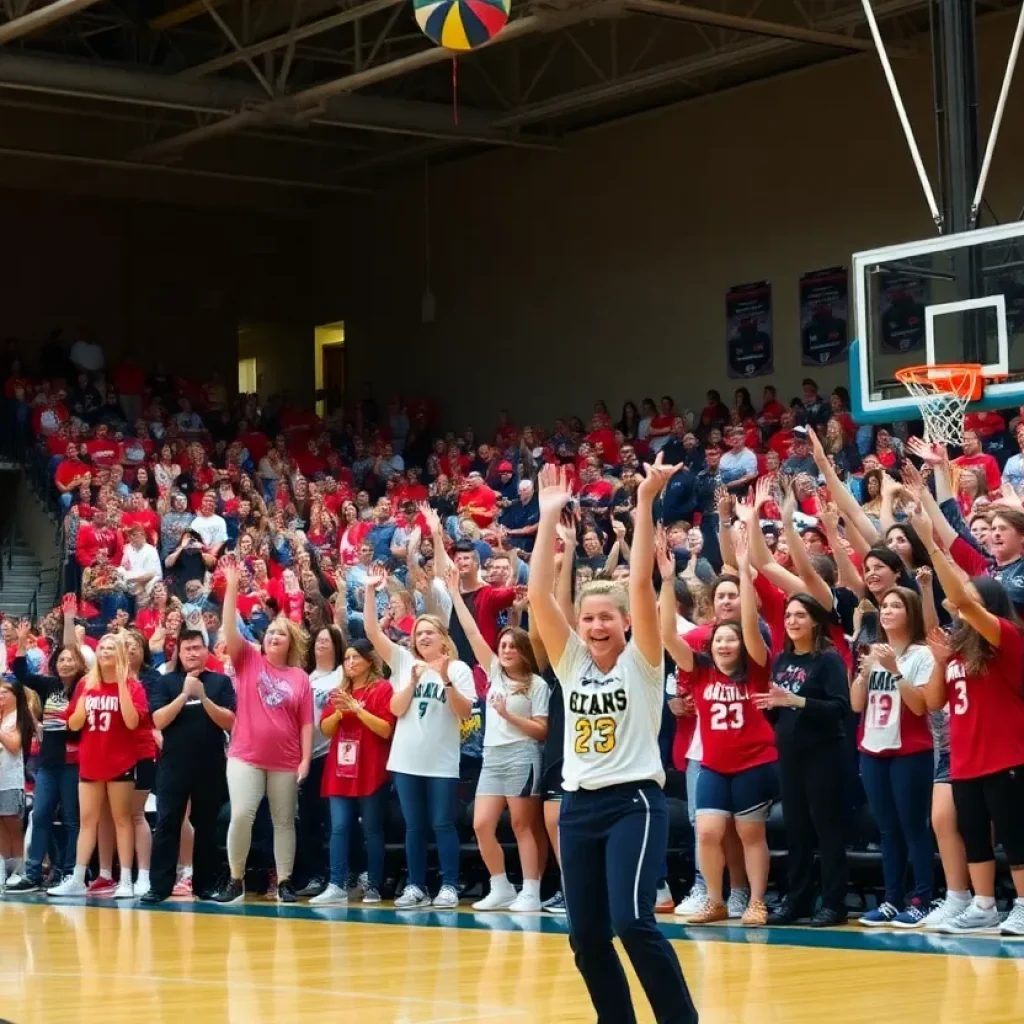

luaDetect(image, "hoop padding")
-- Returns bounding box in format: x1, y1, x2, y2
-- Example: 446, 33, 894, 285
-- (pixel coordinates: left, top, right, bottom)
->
895, 363, 983, 446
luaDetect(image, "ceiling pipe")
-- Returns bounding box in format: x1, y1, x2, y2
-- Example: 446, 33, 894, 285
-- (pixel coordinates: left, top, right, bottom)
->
0, 0, 103, 45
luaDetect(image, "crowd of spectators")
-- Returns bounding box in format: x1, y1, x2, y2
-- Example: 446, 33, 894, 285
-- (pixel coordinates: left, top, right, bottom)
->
2, 331, 1024, 938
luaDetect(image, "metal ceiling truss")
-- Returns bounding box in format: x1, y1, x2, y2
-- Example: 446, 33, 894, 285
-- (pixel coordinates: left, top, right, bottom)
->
0, 0, 1006, 194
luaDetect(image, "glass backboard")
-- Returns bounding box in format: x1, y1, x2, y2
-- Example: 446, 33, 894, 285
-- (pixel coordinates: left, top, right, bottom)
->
851, 221, 1024, 424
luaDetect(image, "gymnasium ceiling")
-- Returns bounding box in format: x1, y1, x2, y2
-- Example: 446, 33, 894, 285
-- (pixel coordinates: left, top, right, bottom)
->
0, 0, 1016, 204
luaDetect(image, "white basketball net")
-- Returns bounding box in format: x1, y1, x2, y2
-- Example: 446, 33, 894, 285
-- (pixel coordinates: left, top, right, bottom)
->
898, 366, 981, 446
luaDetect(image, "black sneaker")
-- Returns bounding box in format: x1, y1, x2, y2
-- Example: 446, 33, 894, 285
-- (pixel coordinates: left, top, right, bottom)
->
5, 877, 40, 893
542, 891, 567, 915
767, 898, 809, 925
810, 906, 848, 928
139, 890, 168, 905
295, 877, 326, 898
277, 878, 298, 904
212, 878, 245, 905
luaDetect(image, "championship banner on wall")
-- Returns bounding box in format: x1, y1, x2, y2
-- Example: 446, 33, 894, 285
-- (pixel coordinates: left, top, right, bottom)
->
799, 266, 849, 366
725, 280, 774, 378
878, 271, 927, 353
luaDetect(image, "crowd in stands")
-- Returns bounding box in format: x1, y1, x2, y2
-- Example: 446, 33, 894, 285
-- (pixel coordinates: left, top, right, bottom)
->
3, 330, 1024, 938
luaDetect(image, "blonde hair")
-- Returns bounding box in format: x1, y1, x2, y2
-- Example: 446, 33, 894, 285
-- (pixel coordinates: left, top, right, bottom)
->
83, 632, 130, 689
265, 614, 310, 668
411, 614, 458, 660
576, 579, 630, 616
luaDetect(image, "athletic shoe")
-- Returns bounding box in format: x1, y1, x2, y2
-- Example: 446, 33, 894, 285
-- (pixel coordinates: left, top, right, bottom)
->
47, 875, 88, 897
727, 887, 751, 920
277, 879, 298, 904
741, 899, 768, 927
5, 877, 40, 894
891, 900, 928, 929
113, 881, 136, 899
687, 900, 728, 925
767, 898, 808, 926
87, 876, 117, 898
810, 906, 848, 928
542, 891, 566, 915
346, 872, 368, 898
860, 902, 899, 927
674, 882, 708, 917
362, 886, 382, 905
394, 885, 431, 910
433, 885, 460, 909
265, 871, 278, 900
923, 894, 972, 931
6, 873, 23, 888
211, 878, 245, 905
938, 901, 1000, 934
999, 901, 1024, 936
508, 892, 542, 913
139, 891, 167, 905
655, 883, 675, 914
172, 876, 193, 897
309, 883, 348, 907
296, 877, 326, 898
472, 885, 517, 911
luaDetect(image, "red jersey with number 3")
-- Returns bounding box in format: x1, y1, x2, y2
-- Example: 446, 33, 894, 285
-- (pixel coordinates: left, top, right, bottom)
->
72, 678, 149, 781
945, 617, 1024, 780
677, 656, 777, 774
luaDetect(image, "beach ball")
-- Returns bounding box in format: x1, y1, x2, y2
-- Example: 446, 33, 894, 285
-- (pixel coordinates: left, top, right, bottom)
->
413, 0, 511, 52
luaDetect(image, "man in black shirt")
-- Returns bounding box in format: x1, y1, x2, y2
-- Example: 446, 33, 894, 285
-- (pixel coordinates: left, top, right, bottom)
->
141, 630, 236, 903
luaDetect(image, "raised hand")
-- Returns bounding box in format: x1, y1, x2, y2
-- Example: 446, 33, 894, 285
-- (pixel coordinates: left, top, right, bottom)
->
443, 562, 459, 593
537, 463, 573, 517
915, 566, 933, 591
654, 524, 675, 580
221, 554, 239, 585
731, 521, 750, 566
61, 593, 78, 616
637, 452, 682, 500
927, 626, 953, 664
900, 460, 925, 499
879, 472, 903, 499
753, 474, 774, 513
871, 643, 899, 675
908, 505, 934, 546
992, 482, 1024, 513
366, 569, 389, 592
733, 490, 756, 526
780, 486, 797, 525
907, 436, 947, 466
611, 518, 627, 541
818, 502, 840, 533
808, 428, 828, 468
555, 518, 577, 550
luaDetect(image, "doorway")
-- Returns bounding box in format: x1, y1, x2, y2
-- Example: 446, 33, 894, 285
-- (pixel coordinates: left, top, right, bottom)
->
314, 321, 345, 417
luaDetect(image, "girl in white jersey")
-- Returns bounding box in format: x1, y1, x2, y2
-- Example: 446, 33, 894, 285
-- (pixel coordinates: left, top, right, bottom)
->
528, 456, 698, 1024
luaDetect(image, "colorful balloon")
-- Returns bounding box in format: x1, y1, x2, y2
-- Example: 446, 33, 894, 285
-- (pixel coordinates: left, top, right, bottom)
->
413, 0, 511, 51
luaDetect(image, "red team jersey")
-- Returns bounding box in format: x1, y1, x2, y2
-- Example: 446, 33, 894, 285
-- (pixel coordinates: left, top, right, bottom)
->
945, 617, 1024, 780
678, 656, 777, 775
319, 680, 396, 799
72, 678, 149, 781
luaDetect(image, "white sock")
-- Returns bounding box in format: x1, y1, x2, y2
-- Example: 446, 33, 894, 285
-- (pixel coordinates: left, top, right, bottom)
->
522, 879, 541, 899
72, 865, 87, 884
975, 895, 996, 910
1015, 897, 1024, 908
179, 865, 193, 880
949, 889, 971, 902
119, 868, 131, 886
490, 873, 512, 891
99, 868, 113, 881
136, 869, 150, 887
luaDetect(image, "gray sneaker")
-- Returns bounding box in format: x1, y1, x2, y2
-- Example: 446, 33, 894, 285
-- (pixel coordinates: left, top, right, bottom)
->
1000, 900, 1024, 936
394, 885, 431, 910
432, 885, 460, 909
362, 886, 382, 904
938, 901, 1000, 934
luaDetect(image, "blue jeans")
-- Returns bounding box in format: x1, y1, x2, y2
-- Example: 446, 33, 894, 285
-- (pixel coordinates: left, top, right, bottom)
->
859, 750, 934, 906
685, 758, 704, 888
328, 785, 388, 888
27, 763, 80, 883
392, 772, 460, 889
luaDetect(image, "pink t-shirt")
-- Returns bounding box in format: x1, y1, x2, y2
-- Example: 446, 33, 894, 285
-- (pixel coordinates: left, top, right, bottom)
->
228, 642, 313, 772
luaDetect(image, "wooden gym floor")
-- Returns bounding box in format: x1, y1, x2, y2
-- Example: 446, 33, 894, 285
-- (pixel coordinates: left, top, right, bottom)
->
1, 895, 1023, 1023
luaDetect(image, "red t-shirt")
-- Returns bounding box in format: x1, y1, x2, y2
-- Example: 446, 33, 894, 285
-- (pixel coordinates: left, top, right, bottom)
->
768, 430, 795, 461
72, 678, 149, 781
134, 607, 162, 639
760, 400, 786, 425
945, 617, 1024, 779
121, 509, 161, 547
463, 584, 517, 652
678, 657, 777, 775
239, 431, 269, 464
55, 459, 90, 491
671, 712, 697, 771
458, 484, 498, 528
85, 439, 123, 467
950, 536, 988, 577
319, 680, 396, 798
953, 452, 1002, 492
964, 411, 1005, 439
586, 429, 619, 464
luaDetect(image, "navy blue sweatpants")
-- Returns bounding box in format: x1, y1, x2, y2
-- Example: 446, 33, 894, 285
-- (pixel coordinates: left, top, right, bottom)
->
560, 781, 699, 1024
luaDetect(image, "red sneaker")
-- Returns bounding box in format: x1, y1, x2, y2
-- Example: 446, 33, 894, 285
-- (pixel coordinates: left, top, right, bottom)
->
172, 876, 193, 897
87, 876, 117, 898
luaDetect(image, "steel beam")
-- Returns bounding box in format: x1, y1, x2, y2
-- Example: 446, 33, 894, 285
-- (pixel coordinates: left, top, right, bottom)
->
183, 0, 404, 79
135, 14, 550, 160
624, 0, 884, 52
497, 0, 925, 127
0, 0, 103, 44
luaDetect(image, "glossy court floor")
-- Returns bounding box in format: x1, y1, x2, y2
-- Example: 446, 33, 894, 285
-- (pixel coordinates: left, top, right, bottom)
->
2, 895, 1024, 1023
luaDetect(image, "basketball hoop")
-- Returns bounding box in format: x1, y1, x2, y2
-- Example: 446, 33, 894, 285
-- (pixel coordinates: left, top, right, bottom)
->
895, 363, 989, 445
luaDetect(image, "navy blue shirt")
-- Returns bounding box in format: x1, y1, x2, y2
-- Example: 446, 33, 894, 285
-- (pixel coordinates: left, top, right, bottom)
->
499, 495, 540, 551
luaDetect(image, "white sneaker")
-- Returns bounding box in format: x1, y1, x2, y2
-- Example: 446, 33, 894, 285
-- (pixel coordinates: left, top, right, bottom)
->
113, 880, 136, 899
6, 873, 23, 888
48, 876, 87, 897
923, 894, 972, 931
508, 892, 542, 913
472, 885, 517, 911
394, 885, 431, 910
675, 883, 708, 916
1000, 901, 1024, 936
938, 900, 1000, 934
133, 881, 150, 899
727, 887, 750, 920
432, 885, 460, 909
309, 883, 348, 907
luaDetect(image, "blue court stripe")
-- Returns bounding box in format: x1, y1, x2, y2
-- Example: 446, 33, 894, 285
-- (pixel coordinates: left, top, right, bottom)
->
4, 893, 1024, 960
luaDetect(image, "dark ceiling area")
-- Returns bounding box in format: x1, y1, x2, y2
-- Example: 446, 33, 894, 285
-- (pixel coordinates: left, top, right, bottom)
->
0, 0, 1014, 203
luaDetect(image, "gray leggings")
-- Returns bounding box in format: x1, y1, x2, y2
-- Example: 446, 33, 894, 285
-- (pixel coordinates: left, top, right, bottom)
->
226, 758, 298, 881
